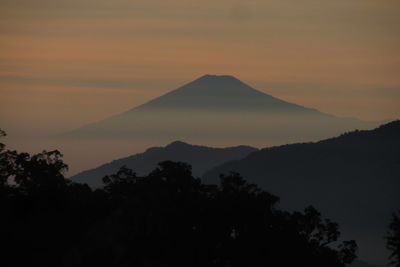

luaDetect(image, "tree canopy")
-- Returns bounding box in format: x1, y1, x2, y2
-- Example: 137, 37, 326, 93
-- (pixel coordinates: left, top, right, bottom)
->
387, 211, 400, 267
0, 130, 357, 267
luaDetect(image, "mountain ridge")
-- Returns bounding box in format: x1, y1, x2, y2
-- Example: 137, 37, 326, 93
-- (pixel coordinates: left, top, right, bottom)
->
70, 141, 257, 188
202, 120, 400, 266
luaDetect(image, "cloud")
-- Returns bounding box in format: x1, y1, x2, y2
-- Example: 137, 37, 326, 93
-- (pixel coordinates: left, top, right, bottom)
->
0, 74, 177, 90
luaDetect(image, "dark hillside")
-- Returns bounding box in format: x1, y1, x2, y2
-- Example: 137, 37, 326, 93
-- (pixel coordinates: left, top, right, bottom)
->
203, 121, 400, 265
71, 141, 257, 188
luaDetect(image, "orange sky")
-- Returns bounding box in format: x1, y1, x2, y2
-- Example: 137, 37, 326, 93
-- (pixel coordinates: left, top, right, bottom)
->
1, 0, 400, 136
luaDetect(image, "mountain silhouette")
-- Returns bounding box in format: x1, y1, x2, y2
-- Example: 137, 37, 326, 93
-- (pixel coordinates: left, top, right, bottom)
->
136, 74, 319, 112
203, 120, 400, 266
60, 75, 375, 146
71, 141, 256, 188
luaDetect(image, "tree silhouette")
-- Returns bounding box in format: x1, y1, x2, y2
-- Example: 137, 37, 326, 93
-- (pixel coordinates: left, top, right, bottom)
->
78, 162, 357, 267
387, 211, 400, 267
0, 129, 13, 187
0, 130, 108, 267
0, 131, 357, 267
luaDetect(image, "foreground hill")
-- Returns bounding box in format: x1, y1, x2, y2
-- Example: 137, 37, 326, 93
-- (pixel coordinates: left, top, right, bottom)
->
60, 75, 374, 147
203, 120, 400, 266
71, 141, 256, 188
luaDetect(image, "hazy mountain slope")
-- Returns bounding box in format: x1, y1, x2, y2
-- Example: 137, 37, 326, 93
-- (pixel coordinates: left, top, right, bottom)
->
60, 75, 375, 147
135, 74, 319, 112
203, 120, 400, 265
71, 141, 256, 188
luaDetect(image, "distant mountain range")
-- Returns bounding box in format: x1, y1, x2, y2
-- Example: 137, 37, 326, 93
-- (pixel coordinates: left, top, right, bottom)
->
60, 75, 375, 146
70, 141, 256, 188
71, 121, 398, 266
203, 120, 400, 266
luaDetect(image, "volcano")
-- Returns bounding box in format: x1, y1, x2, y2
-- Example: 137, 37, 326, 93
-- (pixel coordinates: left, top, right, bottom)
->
135, 74, 318, 113
61, 75, 374, 146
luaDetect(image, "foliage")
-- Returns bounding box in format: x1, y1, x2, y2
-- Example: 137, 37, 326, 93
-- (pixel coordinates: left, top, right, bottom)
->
0, 130, 357, 267
387, 211, 400, 267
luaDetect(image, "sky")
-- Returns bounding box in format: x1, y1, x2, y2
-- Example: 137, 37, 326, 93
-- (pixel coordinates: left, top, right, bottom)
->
1, 0, 400, 138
